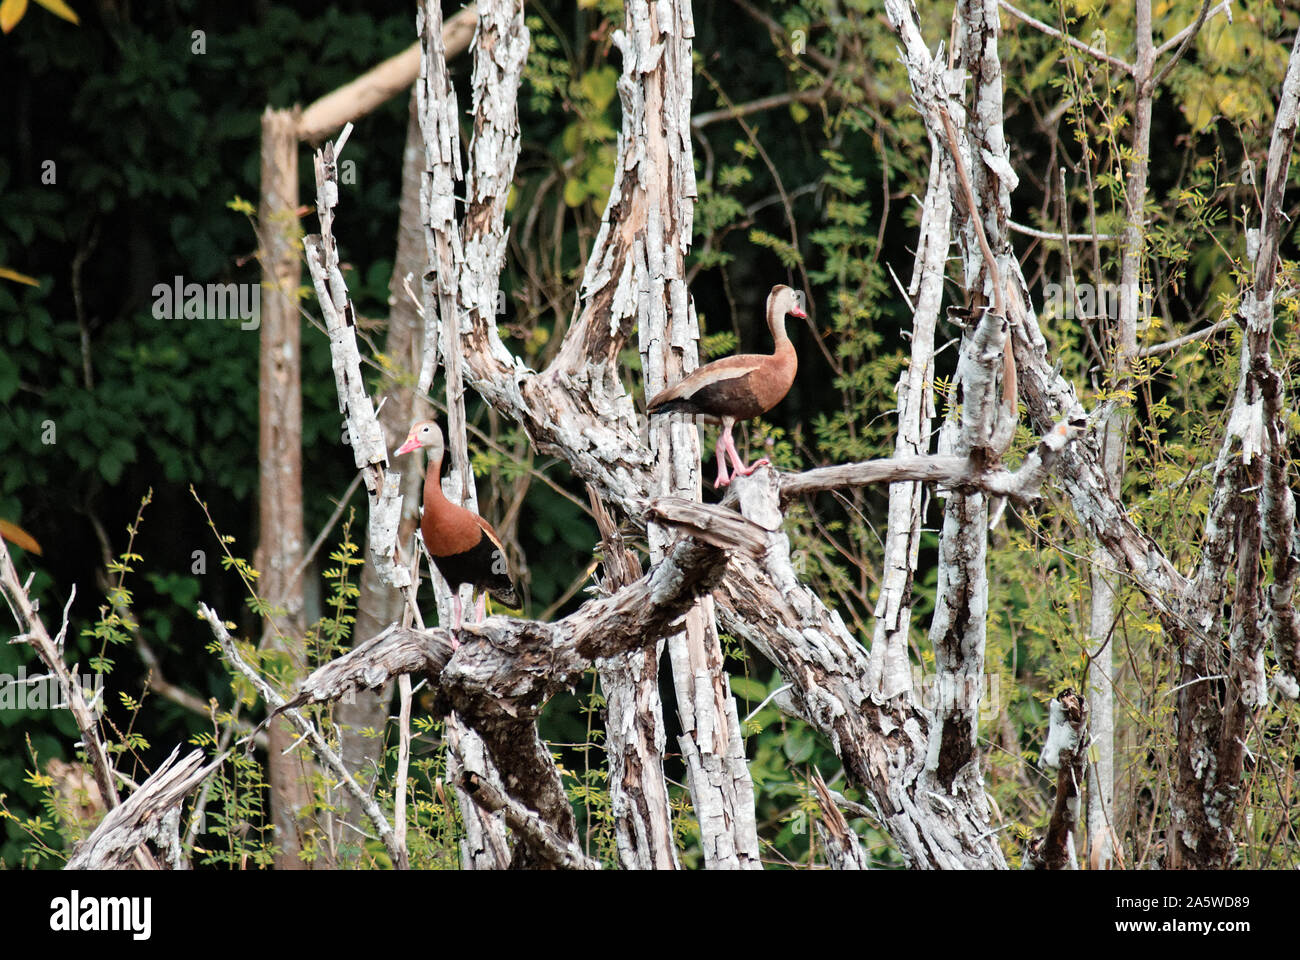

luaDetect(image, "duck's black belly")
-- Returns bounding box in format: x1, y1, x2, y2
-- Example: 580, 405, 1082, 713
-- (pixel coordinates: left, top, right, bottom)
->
430, 533, 519, 606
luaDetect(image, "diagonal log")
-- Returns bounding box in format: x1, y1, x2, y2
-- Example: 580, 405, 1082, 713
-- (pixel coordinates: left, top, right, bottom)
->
65, 748, 222, 871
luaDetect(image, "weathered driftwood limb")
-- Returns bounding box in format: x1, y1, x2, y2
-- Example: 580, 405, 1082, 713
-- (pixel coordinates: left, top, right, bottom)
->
774, 420, 1080, 505
285, 533, 737, 713
1167, 28, 1300, 868
283, 520, 741, 868
1, 540, 118, 814
65, 748, 220, 870
296, 6, 477, 143
198, 603, 410, 869
809, 769, 869, 870
1026, 689, 1087, 870
590, 488, 679, 870
646, 497, 772, 551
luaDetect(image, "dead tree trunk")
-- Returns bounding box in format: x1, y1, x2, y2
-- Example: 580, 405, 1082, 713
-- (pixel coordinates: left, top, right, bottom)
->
256, 106, 312, 870
1168, 28, 1300, 868
628, 0, 761, 869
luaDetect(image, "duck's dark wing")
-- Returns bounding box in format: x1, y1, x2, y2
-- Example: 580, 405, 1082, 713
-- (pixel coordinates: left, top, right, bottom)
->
647, 354, 767, 417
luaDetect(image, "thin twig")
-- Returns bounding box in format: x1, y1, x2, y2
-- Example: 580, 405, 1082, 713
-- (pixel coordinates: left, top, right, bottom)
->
1149, 0, 1215, 92
692, 89, 825, 129
1010, 219, 1119, 242
998, 1, 1135, 75
284, 470, 364, 596
1136, 317, 1236, 356
1153, 0, 1233, 57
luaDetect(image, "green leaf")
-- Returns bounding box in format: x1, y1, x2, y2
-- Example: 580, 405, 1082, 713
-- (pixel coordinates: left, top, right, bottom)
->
783, 727, 814, 764
729, 676, 767, 701
577, 66, 618, 111
0, 352, 17, 403
97, 449, 123, 484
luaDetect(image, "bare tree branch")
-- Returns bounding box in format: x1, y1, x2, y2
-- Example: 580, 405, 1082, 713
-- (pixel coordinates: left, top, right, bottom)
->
997, 0, 1135, 75
282, 531, 742, 715
1148, 0, 1213, 92
297, 7, 478, 143
458, 771, 601, 870
773, 419, 1082, 503
1153, 0, 1234, 58
1135, 317, 1235, 356
1, 539, 118, 813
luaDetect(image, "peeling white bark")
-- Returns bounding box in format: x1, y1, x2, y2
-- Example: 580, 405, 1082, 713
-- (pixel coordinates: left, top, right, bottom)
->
304, 142, 412, 594
590, 490, 679, 870
868, 147, 950, 703
623, 0, 761, 871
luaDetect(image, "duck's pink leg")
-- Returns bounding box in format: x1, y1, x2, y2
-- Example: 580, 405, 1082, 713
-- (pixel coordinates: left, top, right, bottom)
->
725, 430, 769, 478
449, 594, 462, 651
474, 592, 487, 622
713, 428, 731, 488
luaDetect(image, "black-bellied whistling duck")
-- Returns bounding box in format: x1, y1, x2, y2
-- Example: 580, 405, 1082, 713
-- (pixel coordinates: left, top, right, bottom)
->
395, 420, 519, 642
647, 284, 805, 488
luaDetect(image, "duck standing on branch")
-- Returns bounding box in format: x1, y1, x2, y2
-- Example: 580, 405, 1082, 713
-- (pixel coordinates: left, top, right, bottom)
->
647, 284, 805, 488
395, 420, 519, 644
